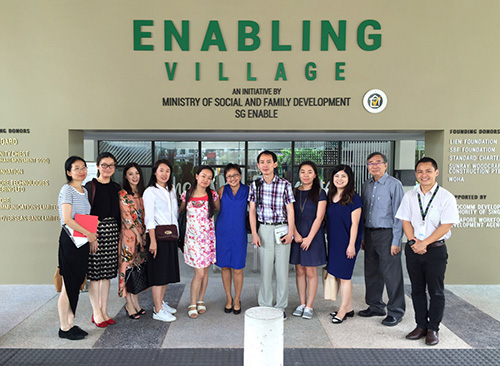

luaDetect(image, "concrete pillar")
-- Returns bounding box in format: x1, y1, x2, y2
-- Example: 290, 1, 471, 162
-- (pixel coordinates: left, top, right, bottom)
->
244, 307, 283, 366
394, 140, 416, 170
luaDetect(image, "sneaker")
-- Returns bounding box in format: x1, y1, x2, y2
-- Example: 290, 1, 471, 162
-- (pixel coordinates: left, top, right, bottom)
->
153, 307, 176, 322
162, 301, 177, 314
293, 305, 305, 317
283, 311, 287, 321
302, 307, 314, 320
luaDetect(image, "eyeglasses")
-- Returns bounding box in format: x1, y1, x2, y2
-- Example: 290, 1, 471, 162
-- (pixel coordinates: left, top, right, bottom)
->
367, 161, 385, 166
100, 163, 116, 169
71, 167, 87, 172
226, 173, 240, 180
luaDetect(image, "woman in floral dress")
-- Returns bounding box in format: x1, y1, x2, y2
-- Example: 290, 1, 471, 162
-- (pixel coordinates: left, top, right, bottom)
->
179, 165, 220, 319
118, 163, 147, 319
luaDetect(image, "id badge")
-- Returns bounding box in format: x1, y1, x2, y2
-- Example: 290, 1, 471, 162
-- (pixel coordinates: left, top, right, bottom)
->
417, 221, 426, 240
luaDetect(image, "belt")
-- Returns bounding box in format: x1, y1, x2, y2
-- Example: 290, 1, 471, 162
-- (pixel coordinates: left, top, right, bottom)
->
258, 221, 288, 226
366, 227, 390, 231
428, 239, 445, 248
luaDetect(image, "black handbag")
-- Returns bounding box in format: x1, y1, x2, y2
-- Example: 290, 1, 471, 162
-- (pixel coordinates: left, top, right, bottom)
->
125, 263, 148, 294
177, 209, 186, 252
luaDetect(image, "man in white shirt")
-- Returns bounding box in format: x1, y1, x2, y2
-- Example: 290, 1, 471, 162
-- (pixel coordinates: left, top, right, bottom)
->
396, 157, 459, 346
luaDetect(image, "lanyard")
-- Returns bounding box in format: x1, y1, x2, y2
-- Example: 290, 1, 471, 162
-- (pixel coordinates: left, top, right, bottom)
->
417, 185, 439, 221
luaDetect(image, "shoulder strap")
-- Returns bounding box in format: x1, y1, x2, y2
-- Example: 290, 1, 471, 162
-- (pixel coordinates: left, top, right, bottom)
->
90, 180, 96, 207
255, 179, 261, 207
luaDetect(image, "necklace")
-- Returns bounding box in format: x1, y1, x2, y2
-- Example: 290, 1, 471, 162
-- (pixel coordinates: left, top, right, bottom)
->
299, 190, 308, 213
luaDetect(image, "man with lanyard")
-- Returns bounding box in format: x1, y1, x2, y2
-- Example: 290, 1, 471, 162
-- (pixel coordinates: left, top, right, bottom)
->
360, 152, 406, 326
248, 150, 295, 319
396, 157, 459, 345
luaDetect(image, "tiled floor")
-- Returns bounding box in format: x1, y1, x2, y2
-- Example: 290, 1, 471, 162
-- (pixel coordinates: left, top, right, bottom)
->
1, 247, 499, 365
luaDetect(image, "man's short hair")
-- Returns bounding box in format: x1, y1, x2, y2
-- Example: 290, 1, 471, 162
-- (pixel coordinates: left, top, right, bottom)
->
367, 152, 388, 164
257, 150, 277, 163
415, 157, 438, 171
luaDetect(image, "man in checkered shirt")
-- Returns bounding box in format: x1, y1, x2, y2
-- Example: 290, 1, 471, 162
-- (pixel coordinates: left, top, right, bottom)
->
248, 150, 295, 319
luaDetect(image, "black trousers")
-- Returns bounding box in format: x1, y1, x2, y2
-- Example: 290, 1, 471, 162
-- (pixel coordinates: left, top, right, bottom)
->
405, 243, 448, 332
364, 228, 405, 318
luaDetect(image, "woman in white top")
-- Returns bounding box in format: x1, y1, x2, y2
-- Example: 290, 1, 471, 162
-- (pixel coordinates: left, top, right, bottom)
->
143, 159, 180, 322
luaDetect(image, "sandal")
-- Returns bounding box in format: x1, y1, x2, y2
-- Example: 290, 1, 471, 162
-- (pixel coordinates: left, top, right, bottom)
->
188, 305, 198, 319
126, 306, 140, 319
196, 301, 206, 314
137, 308, 146, 316
126, 310, 140, 319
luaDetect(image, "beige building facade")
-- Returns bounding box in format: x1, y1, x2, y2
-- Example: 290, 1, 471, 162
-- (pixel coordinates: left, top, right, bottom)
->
1, 0, 499, 284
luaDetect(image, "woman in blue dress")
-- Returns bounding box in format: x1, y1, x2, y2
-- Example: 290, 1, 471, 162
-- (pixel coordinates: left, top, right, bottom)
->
326, 165, 363, 324
215, 163, 249, 315
290, 161, 327, 320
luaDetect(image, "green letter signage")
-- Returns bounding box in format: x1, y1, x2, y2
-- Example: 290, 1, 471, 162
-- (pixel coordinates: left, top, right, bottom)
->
164, 20, 189, 51
357, 20, 381, 51
238, 21, 260, 51
201, 21, 227, 51
133, 20, 154, 51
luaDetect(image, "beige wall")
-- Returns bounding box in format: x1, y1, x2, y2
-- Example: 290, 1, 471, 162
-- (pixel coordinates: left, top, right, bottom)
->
1, 0, 499, 284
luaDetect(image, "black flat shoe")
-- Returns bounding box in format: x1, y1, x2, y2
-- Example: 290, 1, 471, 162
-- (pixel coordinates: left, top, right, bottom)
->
330, 310, 354, 318
233, 301, 241, 315
72, 326, 88, 336
59, 327, 85, 340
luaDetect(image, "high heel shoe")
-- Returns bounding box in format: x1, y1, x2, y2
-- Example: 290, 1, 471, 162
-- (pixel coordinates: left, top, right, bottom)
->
332, 315, 346, 324
224, 298, 233, 313
106, 318, 115, 325
91, 314, 108, 328
233, 301, 241, 315
330, 310, 354, 318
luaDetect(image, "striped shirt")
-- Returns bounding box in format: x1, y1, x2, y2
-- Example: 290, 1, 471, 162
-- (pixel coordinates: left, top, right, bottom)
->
248, 175, 295, 223
58, 184, 91, 226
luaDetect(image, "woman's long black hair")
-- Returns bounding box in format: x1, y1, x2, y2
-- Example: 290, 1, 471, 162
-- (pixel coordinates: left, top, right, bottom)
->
188, 165, 215, 219
122, 162, 145, 196
298, 160, 321, 205
147, 159, 174, 191
327, 164, 355, 205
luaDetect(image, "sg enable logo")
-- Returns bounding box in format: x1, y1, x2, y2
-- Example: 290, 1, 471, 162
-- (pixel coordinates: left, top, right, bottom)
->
363, 89, 387, 113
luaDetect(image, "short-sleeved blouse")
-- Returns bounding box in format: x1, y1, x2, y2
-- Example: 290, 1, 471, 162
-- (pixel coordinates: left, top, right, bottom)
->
58, 184, 91, 226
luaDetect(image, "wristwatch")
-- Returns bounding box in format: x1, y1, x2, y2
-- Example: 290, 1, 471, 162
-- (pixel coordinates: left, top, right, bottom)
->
407, 239, 416, 246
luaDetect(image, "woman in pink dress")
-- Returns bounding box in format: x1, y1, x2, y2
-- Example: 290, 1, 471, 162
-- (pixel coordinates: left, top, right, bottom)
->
179, 165, 220, 319
118, 163, 147, 319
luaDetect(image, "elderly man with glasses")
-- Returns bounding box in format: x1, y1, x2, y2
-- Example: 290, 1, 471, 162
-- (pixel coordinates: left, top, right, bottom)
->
359, 152, 405, 327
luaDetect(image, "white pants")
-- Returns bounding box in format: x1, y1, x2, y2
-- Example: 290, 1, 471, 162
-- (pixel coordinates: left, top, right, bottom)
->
257, 224, 290, 311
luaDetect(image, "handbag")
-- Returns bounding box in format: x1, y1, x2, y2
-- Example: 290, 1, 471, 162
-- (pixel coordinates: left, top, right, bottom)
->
322, 267, 340, 301
125, 263, 149, 294
177, 209, 186, 252
154, 188, 179, 241
155, 224, 178, 241
54, 266, 86, 292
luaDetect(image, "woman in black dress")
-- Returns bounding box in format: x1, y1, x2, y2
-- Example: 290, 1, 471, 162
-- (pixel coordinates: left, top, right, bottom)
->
85, 152, 121, 327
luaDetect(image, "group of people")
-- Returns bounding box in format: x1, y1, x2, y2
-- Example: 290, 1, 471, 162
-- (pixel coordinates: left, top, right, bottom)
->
56, 149, 459, 347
